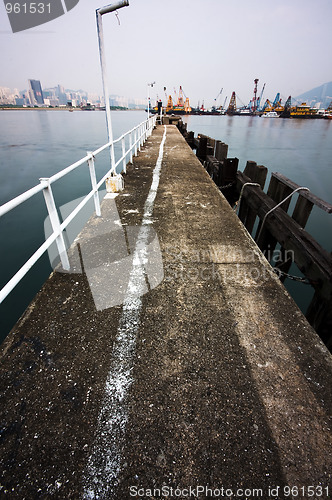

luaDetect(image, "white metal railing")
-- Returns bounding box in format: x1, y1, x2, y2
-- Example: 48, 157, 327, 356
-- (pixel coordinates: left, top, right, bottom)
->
0, 114, 157, 304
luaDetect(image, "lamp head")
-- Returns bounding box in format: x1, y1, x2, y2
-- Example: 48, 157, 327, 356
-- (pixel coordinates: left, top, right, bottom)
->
97, 1, 129, 16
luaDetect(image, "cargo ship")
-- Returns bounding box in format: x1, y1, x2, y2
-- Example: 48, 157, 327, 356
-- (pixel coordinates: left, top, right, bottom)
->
290, 102, 320, 119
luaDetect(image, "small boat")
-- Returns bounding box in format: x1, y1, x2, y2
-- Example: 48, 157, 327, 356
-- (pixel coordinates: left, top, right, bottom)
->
262, 111, 279, 118
239, 108, 251, 115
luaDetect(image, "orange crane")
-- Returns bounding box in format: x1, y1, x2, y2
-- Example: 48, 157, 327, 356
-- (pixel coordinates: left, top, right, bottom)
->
166, 86, 191, 113
184, 97, 191, 113
166, 95, 173, 112
180, 86, 191, 113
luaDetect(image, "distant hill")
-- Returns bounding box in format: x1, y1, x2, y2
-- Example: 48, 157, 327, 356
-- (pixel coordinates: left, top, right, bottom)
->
295, 82, 332, 108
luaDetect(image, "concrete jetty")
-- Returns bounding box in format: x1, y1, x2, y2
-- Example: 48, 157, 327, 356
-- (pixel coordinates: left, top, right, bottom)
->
1, 125, 331, 499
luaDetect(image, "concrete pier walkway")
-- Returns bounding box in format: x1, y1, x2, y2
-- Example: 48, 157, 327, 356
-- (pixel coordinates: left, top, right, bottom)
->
1, 125, 331, 499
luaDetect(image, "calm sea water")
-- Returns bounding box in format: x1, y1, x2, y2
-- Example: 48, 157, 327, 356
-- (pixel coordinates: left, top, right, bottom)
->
182, 114, 332, 248
0, 111, 331, 343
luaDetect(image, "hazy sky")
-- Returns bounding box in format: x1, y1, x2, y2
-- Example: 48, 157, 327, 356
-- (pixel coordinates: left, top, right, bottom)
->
1, 0, 332, 107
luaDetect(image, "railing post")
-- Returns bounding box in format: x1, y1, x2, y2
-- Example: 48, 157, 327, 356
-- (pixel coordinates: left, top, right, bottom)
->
87, 152, 101, 217
121, 136, 126, 173
129, 131, 133, 163
110, 142, 116, 174
139, 125, 142, 151
134, 128, 138, 156
40, 178, 70, 271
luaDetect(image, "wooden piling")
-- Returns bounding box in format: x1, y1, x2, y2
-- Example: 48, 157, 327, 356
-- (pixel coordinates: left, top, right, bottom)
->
215, 141, 228, 162
306, 293, 332, 350
236, 171, 332, 337
180, 125, 332, 346
219, 157, 239, 187
196, 136, 208, 162
237, 161, 267, 234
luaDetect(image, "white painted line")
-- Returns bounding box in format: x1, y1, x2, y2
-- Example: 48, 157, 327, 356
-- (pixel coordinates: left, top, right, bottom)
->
82, 126, 167, 499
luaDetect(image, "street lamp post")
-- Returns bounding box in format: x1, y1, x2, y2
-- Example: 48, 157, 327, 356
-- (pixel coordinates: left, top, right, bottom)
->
96, 1, 129, 174
147, 81, 155, 120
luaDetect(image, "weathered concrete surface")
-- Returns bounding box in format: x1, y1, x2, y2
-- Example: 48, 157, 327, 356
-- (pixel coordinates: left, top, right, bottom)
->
0, 125, 331, 499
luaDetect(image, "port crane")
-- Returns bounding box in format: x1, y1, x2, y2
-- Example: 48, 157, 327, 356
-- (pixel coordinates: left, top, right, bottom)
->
279, 96, 292, 117
227, 92, 237, 114
177, 86, 185, 107
272, 92, 282, 109
261, 92, 282, 113
253, 78, 259, 112
256, 83, 266, 111
261, 99, 273, 112
248, 79, 262, 113
166, 94, 173, 112
213, 88, 223, 110
178, 86, 191, 112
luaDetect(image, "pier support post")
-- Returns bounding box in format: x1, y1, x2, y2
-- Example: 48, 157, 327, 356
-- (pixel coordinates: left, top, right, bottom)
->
196, 136, 208, 163
238, 161, 268, 234
306, 293, 332, 350
215, 141, 228, 162
186, 131, 195, 148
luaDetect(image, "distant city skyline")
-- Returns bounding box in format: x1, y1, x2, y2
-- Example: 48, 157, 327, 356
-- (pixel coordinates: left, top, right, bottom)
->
1, 0, 332, 109
0, 79, 146, 108
1, 76, 331, 111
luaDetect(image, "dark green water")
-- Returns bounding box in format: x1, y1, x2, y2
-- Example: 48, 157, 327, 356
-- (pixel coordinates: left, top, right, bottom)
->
0, 110, 146, 343
0, 111, 331, 343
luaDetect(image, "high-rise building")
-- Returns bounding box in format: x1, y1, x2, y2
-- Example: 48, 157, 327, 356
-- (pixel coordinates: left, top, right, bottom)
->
56, 84, 68, 105
28, 79, 44, 105
0, 87, 16, 105
57, 84, 65, 95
